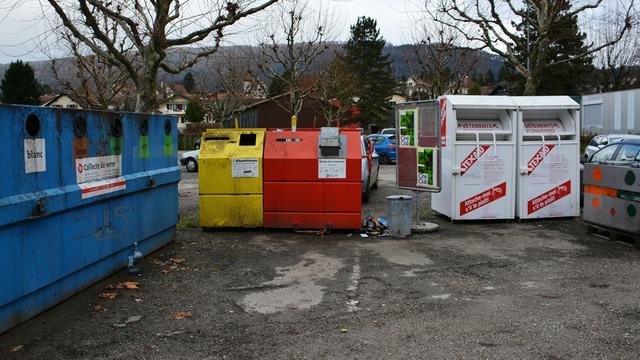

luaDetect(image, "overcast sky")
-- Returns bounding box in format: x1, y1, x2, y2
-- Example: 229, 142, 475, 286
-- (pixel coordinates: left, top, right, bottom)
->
0, 0, 425, 64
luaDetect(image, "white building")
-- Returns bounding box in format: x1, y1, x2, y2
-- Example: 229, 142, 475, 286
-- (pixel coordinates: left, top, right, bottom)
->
582, 88, 640, 134
157, 94, 190, 131
40, 94, 83, 109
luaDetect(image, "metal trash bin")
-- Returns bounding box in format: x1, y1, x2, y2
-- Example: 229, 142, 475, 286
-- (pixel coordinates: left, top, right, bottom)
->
583, 163, 640, 236
387, 195, 413, 237
0, 105, 180, 334
263, 128, 361, 230
199, 128, 266, 228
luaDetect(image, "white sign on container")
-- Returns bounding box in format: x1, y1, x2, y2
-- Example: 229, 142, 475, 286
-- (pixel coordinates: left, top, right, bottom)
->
76, 155, 122, 183
232, 158, 259, 178
318, 159, 346, 179
24, 138, 46, 173
75, 155, 126, 199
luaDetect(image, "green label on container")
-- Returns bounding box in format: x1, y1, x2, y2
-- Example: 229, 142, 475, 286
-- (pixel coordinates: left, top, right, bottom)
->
110, 137, 123, 155
164, 135, 173, 157
139, 136, 150, 159
400, 109, 417, 147
417, 147, 436, 187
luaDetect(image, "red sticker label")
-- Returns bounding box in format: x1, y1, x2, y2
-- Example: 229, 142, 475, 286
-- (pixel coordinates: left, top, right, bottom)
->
460, 145, 490, 176
527, 180, 571, 215
527, 144, 555, 176
524, 121, 562, 134
459, 182, 507, 216
440, 98, 446, 147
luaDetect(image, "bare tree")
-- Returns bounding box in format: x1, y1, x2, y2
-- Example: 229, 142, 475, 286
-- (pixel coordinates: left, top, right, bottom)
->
315, 54, 359, 126
50, 29, 130, 110
197, 54, 252, 127
404, 13, 478, 99
256, 0, 330, 117
433, 0, 633, 95
28, 0, 278, 112
589, 6, 640, 92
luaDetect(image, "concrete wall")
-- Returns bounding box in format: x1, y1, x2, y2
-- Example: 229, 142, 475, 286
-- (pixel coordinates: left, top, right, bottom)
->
582, 88, 640, 135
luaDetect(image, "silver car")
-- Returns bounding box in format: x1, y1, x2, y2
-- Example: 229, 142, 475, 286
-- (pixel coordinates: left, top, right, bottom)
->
361, 136, 380, 202
179, 149, 199, 172
584, 134, 640, 161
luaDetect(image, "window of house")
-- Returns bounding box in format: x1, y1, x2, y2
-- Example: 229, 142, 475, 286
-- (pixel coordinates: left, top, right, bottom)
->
175, 104, 184, 111
52, 104, 62, 108
67, 104, 78, 109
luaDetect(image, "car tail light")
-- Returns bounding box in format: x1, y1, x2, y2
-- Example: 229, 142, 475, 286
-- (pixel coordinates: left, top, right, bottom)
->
388, 145, 396, 150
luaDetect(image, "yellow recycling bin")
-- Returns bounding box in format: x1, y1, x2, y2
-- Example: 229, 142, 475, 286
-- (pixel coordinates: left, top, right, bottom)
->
199, 128, 266, 227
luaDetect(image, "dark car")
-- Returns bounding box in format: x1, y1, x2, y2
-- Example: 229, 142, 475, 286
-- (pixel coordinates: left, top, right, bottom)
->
368, 134, 396, 165
588, 138, 640, 165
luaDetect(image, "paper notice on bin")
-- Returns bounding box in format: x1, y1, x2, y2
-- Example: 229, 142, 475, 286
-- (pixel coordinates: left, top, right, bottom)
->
232, 158, 259, 178
75, 155, 125, 198
76, 155, 122, 184
318, 159, 346, 179
24, 138, 46, 173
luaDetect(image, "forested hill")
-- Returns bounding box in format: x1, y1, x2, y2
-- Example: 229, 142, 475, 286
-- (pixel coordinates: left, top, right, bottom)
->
0, 43, 504, 91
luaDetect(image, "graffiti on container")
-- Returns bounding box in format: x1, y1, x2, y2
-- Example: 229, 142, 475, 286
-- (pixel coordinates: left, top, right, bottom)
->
93, 206, 130, 240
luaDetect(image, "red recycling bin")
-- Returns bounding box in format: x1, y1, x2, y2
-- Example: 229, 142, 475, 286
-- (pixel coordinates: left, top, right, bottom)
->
263, 128, 361, 230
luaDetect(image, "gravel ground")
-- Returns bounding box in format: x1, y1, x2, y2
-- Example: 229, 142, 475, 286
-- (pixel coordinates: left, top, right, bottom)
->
2, 165, 640, 359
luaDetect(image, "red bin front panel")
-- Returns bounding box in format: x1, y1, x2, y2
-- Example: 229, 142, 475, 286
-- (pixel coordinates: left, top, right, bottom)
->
263, 129, 362, 229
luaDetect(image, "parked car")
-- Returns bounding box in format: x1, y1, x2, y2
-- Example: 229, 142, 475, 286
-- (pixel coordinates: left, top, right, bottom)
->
368, 134, 396, 164
380, 128, 396, 135
588, 138, 640, 165
584, 134, 640, 161
361, 136, 380, 202
180, 149, 199, 172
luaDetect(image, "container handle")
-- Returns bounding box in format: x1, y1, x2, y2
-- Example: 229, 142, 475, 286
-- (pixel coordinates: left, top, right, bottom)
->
491, 132, 497, 160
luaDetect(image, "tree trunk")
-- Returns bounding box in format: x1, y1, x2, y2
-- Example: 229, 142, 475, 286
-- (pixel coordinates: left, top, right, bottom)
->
524, 76, 537, 95
134, 48, 162, 113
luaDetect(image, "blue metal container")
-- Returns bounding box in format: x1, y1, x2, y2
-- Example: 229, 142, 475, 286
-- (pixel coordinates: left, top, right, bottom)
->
0, 105, 180, 333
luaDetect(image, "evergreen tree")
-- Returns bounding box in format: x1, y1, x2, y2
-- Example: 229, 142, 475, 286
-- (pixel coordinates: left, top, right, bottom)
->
343, 17, 395, 125
468, 83, 482, 95
1, 60, 41, 105
267, 69, 293, 98
505, 0, 594, 95
482, 69, 495, 85
182, 72, 196, 93
184, 98, 207, 123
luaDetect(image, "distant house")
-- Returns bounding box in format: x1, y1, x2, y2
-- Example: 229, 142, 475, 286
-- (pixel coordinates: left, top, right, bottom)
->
40, 94, 83, 109
157, 94, 191, 131
243, 71, 266, 100
388, 94, 407, 105
236, 94, 324, 128
156, 83, 194, 131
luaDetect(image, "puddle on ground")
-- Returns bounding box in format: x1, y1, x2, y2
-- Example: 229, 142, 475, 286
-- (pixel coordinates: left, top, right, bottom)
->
431, 294, 452, 300
402, 268, 423, 277
239, 252, 344, 314
359, 241, 434, 266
